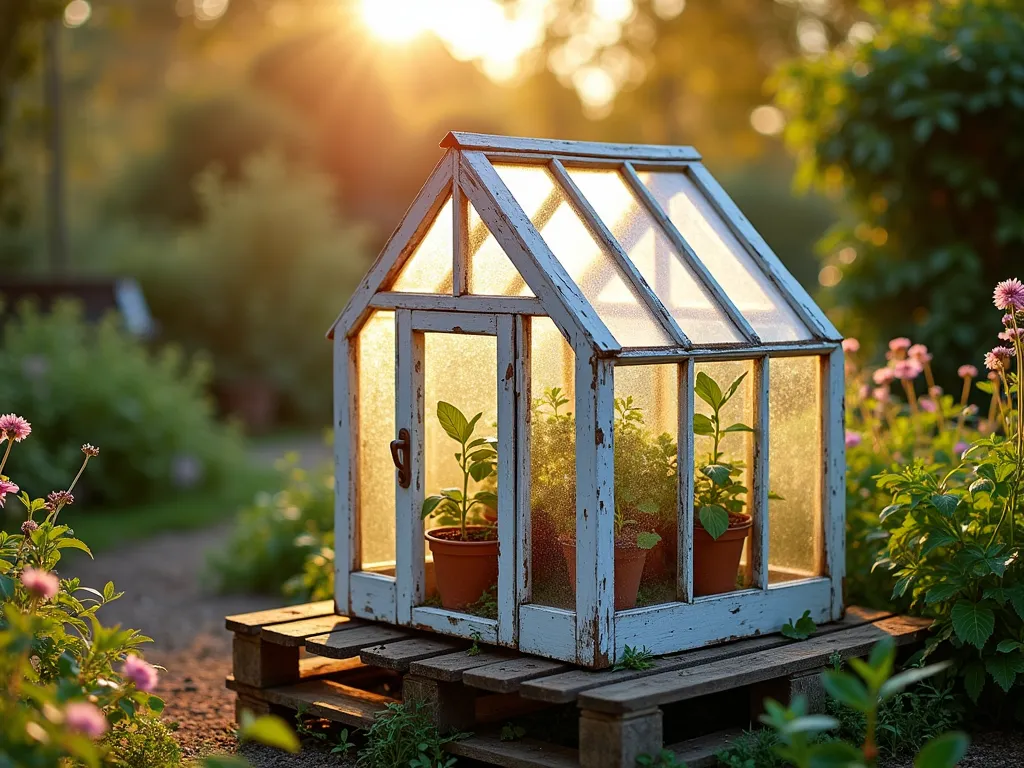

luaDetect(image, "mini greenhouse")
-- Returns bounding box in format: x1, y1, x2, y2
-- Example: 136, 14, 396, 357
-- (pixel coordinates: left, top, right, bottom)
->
329, 132, 845, 668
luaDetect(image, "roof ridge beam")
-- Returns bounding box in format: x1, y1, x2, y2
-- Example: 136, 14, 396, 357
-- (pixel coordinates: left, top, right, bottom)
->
442, 132, 701, 162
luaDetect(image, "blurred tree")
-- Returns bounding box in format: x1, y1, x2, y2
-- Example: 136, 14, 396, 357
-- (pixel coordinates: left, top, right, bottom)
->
775, 0, 1024, 376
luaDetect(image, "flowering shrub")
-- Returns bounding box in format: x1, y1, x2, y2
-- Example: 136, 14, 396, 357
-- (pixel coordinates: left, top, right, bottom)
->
872, 279, 1024, 706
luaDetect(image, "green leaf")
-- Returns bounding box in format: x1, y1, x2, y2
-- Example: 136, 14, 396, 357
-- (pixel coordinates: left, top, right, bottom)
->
914, 732, 969, 768
1000, 640, 1024, 653
56, 538, 93, 557
929, 494, 959, 517
698, 505, 729, 540
0, 574, 14, 600
421, 495, 445, 520
148, 695, 165, 713
440, 488, 464, 502
636, 531, 662, 550
782, 714, 839, 734
782, 610, 817, 640
951, 600, 995, 649
964, 662, 986, 702
879, 503, 904, 523
880, 662, 950, 700
437, 401, 470, 444
636, 501, 660, 516
692, 413, 715, 436
925, 583, 962, 605
722, 423, 754, 434
986, 653, 1024, 692
806, 740, 863, 766
1007, 584, 1024, 621
822, 671, 872, 712
238, 713, 300, 753
469, 462, 493, 482
722, 372, 748, 407
694, 371, 723, 409
701, 464, 732, 487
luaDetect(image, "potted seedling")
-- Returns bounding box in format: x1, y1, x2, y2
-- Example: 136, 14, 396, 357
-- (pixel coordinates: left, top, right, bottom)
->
421, 401, 499, 610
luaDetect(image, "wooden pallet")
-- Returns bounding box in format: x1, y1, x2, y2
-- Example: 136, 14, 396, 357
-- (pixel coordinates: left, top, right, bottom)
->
224, 605, 928, 768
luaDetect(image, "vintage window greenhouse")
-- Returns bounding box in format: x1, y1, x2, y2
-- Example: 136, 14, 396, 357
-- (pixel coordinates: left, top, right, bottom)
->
328, 133, 845, 669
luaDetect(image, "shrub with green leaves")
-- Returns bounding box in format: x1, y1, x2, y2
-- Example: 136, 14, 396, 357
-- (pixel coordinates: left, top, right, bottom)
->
0, 299, 244, 507
357, 702, 461, 768
775, 0, 1024, 375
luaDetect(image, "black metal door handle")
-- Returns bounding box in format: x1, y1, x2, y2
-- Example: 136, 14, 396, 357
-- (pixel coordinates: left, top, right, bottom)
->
390, 428, 411, 489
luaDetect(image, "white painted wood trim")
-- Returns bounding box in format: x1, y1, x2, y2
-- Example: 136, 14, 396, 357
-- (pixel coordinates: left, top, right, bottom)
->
333, 333, 354, 614
408, 310, 497, 335
517, 605, 577, 662
515, 316, 533, 612
453, 153, 469, 296
496, 314, 517, 645
369, 292, 546, 315
350, 572, 397, 623
686, 164, 841, 342
613, 341, 840, 364
441, 132, 702, 161
575, 355, 616, 667
613, 578, 832, 658
621, 162, 758, 344
411, 606, 499, 645
459, 151, 620, 354
329, 151, 454, 339
395, 311, 426, 623
822, 349, 846, 620
751, 357, 770, 591
549, 159, 690, 348
677, 360, 695, 603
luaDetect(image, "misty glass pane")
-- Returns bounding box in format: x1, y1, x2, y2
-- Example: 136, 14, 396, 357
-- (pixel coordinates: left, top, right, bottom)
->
391, 196, 454, 293
568, 168, 742, 345
493, 162, 672, 348
640, 172, 811, 342
467, 201, 534, 297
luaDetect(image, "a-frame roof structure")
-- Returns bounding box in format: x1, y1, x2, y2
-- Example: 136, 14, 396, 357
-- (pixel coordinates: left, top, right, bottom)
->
329, 132, 841, 358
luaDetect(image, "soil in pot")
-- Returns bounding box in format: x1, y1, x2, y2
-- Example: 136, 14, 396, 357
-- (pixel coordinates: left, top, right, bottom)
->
425, 526, 498, 610
561, 541, 649, 611
693, 513, 751, 596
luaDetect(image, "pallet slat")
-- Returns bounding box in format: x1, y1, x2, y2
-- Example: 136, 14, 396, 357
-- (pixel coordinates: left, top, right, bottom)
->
261, 615, 361, 646
360, 637, 467, 671
463, 658, 572, 694
578, 616, 929, 714
228, 677, 395, 728
668, 728, 744, 768
306, 625, 411, 658
446, 733, 579, 768
409, 649, 516, 682
225, 601, 336, 635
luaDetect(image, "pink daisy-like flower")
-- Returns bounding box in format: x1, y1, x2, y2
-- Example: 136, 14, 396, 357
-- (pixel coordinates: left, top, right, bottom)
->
0, 479, 17, 508
21, 568, 59, 601
872, 368, 895, 385
845, 431, 862, 449
81, 443, 99, 458
122, 655, 159, 692
21, 520, 38, 535
908, 344, 932, 362
919, 398, 937, 413
1003, 313, 1015, 326
999, 327, 1024, 343
0, 414, 31, 443
842, 338, 860, 354
929, 386, 943, 397
893, 359, 923, 380
958, 364, 978, 379
954, 441, 969, 456
888, 337, 912, 353
64, 702, 108, 739
872, 386, 890, 402
993, 278, 1024, 311
985, 346, 1013, 371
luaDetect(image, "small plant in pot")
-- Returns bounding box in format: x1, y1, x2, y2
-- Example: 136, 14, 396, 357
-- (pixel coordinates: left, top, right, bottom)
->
421, 401, 499, 610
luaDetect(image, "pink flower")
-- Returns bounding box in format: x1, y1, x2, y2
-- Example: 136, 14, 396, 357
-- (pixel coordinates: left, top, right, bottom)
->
963, 404, 980, 417
958, 365, 978, 379
121, 655, 159, 692
845, 431, 862, 448
908, 344, 931, 362
985, 346, 1013, 371
993, 278, 1024, 311
858, 384, 870, 399
0, 479, 17, 508
920, 398, 937, 413
893, 359, 923, 380
64, 702, 108, 739
0, 414, 31, 443
888, 337, 912, 353
21, 520, 38, 535
81, 443, 99, 458
46, 490, 74, 509
21, 568, 59, 601
954, 441, 969, 456
872, 368, 895, 385
1003, 313, 1015, 326
842, 338, 860, 353
999, 327, 1024, 343
872, 386, 890, 402
929, 386, 943, 397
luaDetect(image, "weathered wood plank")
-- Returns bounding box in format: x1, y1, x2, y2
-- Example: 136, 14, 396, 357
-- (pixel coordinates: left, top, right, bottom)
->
261, 615, 361, 646
298, 655, 365, 679
668, 728, 744, 768
232, 635, 299, 688
306, 626, 411, 659
359, 637, 466, 672
369, 292, 545, 315
446, 732, 580, 768
578, 615, 929, 713
520, 607, 892, 704
228, 677, 395, 728
441, 132, 702, 162
408, 649, 516, 683
823, 348, 846, 621
751, 356, 770, 590
463, 657, 572, 694
613, 341, 839, 364
225, 601, 336, 636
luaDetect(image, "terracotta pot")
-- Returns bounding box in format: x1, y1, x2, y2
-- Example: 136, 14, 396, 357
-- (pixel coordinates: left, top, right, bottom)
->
425, 526, 499, 610
693, 517, 751, 596
217, 378, 277, 433
561, 541, 649, 611
640, 517, 676, 581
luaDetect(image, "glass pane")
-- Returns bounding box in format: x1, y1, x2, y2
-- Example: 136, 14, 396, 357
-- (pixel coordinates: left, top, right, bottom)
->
640, 172, 812, 342
530, 317, 576, 609
467, 201, 535, 297
614, 365, 679, 610
567, 168, 742, 345
768, 356, 823, 583
357, 310, 396, 572
493, 163, 672, 348
391, 196, 454, 293
693, 360, 754, 595
421, 333, 499, 613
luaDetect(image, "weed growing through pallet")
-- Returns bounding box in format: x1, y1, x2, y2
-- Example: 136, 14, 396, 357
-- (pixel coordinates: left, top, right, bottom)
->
614, 645, 655, 671
294, 706, 354, 757
781, 610, 818, 640
635, 748, 688, 767
467, 630, 482, 656
357, 702, 464, 768
499, 722, 526, 741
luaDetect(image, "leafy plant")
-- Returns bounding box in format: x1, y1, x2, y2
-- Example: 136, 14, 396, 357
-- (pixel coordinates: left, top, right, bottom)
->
760, 638, 968, 768
103, 715, 182, 768
612, 396, 676, 543
635, 749, 688, 767
421, 401, 498, 542
781, 610, 817, 641
295, 705, 353, 756
357, 702, 463, 768
467, 630, 482, 657
715, 727, 786, 768
500, 723, 526, 742
614, 645, 656, 671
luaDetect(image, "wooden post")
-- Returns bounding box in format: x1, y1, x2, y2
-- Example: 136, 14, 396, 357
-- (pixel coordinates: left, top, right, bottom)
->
578, 708, 663, 768
402, 674, 477, 731
231, 635, 300, 689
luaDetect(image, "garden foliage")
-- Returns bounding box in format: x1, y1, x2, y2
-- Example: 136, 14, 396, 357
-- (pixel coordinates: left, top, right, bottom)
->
776, 0, 1024, 374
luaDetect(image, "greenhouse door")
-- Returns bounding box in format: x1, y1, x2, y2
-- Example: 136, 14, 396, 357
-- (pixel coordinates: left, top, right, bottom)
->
393, 310, 519, 646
